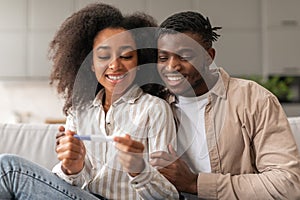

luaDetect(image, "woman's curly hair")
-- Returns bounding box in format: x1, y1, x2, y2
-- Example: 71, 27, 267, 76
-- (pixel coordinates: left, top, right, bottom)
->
48, 3, 158, 115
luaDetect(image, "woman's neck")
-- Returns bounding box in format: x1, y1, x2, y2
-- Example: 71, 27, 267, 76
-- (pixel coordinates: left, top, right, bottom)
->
102, 90, 122, 113
102, 91, 111, 113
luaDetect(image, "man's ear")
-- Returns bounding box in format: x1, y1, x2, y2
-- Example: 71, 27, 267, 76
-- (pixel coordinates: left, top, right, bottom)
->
91, 65, 95, 72
206, 48, 215, 65
207, 48, 215, 59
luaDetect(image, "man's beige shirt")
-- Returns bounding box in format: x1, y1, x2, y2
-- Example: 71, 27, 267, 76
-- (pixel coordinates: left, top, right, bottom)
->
173, 68, 300, 199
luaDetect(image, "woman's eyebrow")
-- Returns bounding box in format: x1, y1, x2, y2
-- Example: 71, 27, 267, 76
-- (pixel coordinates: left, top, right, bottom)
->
119, 45, 135, 51
96, 45, 135, 52
96, 46, 110, 51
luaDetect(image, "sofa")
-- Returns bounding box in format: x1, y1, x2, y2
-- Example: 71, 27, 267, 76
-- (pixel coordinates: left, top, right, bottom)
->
289, 117, 300, 148
0, 123, 61, 169
0, 117, 300, 170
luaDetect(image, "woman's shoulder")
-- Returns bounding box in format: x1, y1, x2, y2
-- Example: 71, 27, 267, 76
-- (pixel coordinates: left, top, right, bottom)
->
139, 92, 171, 108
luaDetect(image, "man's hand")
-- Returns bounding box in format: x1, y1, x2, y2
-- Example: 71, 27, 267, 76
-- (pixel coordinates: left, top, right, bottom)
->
150, 144, 198, 194
114, 134, 145, 177
55, 126, 86, 175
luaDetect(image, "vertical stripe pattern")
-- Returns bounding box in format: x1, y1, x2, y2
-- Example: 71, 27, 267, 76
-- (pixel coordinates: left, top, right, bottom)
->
64, 85, 178, 199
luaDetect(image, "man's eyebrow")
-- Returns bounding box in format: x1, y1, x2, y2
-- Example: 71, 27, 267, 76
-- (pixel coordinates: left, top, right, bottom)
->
177, 48, 194, 54
158, 50, 168, 53
158, 49, 194, 54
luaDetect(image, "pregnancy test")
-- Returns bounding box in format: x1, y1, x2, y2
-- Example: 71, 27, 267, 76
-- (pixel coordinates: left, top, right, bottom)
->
74, 135, 114, 142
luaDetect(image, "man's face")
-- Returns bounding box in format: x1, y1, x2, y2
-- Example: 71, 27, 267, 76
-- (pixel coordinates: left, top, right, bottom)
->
157, 32, 214, 97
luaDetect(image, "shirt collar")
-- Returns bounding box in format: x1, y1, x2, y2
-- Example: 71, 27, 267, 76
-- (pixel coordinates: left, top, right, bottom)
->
92, 84, 143, 107
208, 67, 228, 99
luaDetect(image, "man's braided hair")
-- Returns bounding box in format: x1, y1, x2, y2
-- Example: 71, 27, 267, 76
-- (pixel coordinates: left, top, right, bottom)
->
159, 11, 222, 49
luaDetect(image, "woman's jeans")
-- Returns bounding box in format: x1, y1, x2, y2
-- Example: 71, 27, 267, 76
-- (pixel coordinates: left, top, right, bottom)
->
0, 154, 100, 200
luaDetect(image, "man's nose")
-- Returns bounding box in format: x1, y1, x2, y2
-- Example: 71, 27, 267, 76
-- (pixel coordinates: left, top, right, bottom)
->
166, 56, 181, 71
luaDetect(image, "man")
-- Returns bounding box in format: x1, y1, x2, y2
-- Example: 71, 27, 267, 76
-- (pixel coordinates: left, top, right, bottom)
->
150, 11, 300, 199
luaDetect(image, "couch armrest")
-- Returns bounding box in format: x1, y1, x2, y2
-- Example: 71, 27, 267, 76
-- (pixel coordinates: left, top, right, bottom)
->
288, 117, 300, 149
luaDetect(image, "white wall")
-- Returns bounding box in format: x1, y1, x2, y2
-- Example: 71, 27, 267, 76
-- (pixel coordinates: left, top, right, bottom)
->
0, 81, 64, 123
1, 0, 300, 77
0, 0, 299, 122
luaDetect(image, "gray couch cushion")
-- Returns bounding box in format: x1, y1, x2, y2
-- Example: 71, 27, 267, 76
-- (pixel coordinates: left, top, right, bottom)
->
0, 123, 60, 169
0, 117, 299, 170
288, 117, 300, 149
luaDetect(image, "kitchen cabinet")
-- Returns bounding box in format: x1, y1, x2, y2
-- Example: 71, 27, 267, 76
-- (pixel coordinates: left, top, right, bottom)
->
266, 0, 300, 75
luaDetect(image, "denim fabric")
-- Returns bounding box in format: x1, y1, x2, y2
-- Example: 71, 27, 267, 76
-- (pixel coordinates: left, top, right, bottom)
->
0, 154, 100, 200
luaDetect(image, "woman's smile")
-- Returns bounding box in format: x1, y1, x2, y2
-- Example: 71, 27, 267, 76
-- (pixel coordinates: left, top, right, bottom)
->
106, 73, 128, 83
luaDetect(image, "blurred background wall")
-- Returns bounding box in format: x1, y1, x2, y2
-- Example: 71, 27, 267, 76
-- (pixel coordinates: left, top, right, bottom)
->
0, 0, 299, 123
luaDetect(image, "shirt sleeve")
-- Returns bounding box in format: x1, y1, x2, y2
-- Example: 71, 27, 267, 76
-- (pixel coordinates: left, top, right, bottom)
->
130, 99, 179, 200
52, 158, 93, 187
197, 94, 300, 199
52, 109, 95, 188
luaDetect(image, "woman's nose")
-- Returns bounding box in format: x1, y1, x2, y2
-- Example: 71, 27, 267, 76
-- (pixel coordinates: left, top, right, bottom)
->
108, 58, 120, 70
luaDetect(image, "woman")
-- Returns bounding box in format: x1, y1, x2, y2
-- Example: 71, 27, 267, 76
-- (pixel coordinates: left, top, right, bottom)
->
0, 3, 178, 200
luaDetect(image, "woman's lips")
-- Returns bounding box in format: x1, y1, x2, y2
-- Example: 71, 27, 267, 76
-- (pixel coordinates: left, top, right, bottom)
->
106, 73, 127, 83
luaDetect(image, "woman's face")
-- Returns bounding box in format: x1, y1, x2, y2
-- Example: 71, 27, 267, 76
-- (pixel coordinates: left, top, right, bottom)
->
93, 28, 138, 96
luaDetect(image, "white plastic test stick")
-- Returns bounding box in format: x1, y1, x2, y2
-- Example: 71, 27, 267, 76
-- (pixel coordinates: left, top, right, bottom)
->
74, 135, 114, 142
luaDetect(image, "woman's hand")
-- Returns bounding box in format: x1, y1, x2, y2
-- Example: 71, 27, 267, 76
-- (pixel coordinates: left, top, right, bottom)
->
114, 134, 145, 177
55, 126, 86, 175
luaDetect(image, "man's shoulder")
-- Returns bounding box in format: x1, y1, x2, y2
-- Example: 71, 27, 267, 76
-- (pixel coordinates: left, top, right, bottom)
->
219, 68, 268, 92
225, 76, 278, 109
229, 77, 271, 94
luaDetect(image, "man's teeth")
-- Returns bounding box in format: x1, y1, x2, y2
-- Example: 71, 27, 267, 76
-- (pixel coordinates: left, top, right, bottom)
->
166, 75, 184, 81
107, 74, 126, 80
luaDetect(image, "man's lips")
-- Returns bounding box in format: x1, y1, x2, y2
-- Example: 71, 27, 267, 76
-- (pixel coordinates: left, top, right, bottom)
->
163, 73, 186, 86
165, 74, 185, 81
